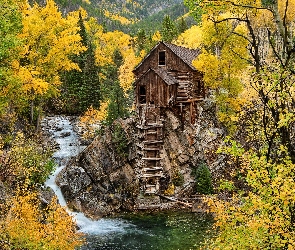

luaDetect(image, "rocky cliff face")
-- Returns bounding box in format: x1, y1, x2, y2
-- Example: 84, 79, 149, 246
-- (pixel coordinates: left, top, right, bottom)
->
56, 98, 226, 219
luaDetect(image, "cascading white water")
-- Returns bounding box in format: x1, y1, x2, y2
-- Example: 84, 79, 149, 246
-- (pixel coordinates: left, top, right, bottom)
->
41, 116, 213, 250
42, 116, 132, 235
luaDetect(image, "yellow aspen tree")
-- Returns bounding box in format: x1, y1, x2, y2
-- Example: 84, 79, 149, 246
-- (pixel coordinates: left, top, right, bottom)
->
184, 0, 295, 248
0, 0, 23, 114
175, 25, 203, 49
16, 0, 86, 125
176, 14, 249, 131
119, 49, 144, 92
3, 193, 84, 250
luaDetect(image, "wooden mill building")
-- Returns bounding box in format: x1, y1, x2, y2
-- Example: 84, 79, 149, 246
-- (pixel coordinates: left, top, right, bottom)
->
133, 41, 205, 195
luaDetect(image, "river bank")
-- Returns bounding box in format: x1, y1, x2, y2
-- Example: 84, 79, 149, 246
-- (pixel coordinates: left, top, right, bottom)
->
40, 115, 213, 249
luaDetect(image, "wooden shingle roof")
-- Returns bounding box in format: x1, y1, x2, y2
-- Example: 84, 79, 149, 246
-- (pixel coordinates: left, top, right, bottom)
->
163, 42, 200, 70
133, 41, 201, 71
154, 68, 178, 85
134, 68, 178, 86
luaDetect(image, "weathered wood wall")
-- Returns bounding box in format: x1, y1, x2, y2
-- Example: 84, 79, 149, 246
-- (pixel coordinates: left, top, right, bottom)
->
134, 43, 193, 77
136, 70, 177, 107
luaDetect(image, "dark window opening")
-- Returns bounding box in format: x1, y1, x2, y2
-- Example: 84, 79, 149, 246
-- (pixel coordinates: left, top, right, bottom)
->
159, 51, 166, 65
139, 85, 146, 104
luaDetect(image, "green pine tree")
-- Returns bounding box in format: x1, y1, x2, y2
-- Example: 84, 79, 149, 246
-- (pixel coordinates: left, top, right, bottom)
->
61, 12, 100, 114
161, 15, 178, 43
178, 17, 188, 34
104, 49, 129, 124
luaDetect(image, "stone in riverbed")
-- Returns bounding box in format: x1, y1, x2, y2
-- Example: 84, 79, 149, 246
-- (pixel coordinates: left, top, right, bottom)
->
60, 131, 71, 137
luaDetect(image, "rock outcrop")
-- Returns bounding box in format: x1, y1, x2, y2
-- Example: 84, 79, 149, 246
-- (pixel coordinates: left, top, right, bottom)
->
56, 98, 226, 218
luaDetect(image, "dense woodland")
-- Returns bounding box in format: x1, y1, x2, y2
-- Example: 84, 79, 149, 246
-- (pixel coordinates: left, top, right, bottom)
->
0, 0, 295, 249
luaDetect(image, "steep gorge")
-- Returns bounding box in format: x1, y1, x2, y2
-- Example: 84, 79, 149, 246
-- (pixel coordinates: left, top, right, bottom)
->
56, 97, 226, 219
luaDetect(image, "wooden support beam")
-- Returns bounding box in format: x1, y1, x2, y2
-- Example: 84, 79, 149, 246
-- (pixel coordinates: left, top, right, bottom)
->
142, 157, 162, 160
143, 147, 161, 151
143, 140, 163, 144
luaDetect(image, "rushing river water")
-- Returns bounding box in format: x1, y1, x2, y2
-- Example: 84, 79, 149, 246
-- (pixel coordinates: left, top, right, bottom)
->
42, 116, 213, 250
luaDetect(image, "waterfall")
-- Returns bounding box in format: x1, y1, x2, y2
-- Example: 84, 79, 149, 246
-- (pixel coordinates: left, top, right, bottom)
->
42, 116, 132, 235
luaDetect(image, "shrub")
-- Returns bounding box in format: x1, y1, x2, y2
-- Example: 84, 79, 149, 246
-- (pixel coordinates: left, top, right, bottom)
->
0, 133, 55, 189
112, 123, 128, 158
172, 169, 184, 187
193, 162, 214, 195
1, 192, 84, 250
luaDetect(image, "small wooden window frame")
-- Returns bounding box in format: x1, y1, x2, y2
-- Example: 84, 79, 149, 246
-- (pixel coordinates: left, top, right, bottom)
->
139, 85, 146, 104
158, 51, 166, 66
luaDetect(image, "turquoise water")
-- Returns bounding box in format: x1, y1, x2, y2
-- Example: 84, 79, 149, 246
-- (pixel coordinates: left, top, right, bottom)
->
79, 212, 213, 250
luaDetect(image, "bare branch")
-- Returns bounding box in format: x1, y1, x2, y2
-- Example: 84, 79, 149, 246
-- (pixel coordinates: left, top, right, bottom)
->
229, 47, 254, 65
203, 0, 272, 11
210, 17, 248, 24
232, 31, 252, 44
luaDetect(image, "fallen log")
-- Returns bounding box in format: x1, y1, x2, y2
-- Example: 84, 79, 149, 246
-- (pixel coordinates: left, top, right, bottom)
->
155, 194, 193, 208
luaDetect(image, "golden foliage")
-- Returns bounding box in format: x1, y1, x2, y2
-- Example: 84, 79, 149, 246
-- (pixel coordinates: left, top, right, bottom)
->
204, 146, 295, 249
0, 132, 54, 188
152, 31, 162, 43
164, 183, 175, 196
1, 192, 84, 250
17, 0, 86, 99
90, 26, 140, 91
0, 132, 83, 250
80, 102, 109, 124
104, 10, 134, 25
180, 14, 249, 130
175, 25, 203, 49
119, 50, 144, 92
79, 102, 109, 139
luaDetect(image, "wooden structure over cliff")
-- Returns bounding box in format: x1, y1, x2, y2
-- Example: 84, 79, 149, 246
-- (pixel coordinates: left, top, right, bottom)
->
133, 41, 204, 195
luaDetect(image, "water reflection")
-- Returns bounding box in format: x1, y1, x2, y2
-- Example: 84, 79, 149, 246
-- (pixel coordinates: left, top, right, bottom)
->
79, 212, 213, 250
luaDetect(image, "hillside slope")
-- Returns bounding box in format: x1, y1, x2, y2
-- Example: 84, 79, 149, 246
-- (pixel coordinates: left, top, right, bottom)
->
30, 0, 190, 33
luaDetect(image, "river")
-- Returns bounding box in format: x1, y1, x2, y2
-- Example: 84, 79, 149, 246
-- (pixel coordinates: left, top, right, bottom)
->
42, 116, 213, 250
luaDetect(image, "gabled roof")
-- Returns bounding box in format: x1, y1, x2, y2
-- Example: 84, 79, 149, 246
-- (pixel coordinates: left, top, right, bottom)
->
133, 41, 201, 71
135, 67, 178, 86
154, 68, 178, 85
163, 42, 200, 70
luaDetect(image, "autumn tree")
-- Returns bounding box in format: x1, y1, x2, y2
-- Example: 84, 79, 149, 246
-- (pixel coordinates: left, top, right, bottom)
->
184, 0, 295, 248
16, 0, 85, 127
88, 27, 142, 124
1, 193, 84, 250
0, 133, 83, 250
185, 0, 295, 158
0, 0, 23, 117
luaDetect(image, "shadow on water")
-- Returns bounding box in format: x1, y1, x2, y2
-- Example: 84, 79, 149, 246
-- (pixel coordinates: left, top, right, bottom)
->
79, 212, 213, 250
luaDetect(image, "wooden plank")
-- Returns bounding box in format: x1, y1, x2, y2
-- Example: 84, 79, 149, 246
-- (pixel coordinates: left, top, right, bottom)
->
176, 97, 204, 103
146, 131, 157, 135
143, 167, 163, 171
143, 147, 161, 151
142, 157, 162, 160
156, 194, 193, 208
143, 140, 163, 144
146, 122, 163, 126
